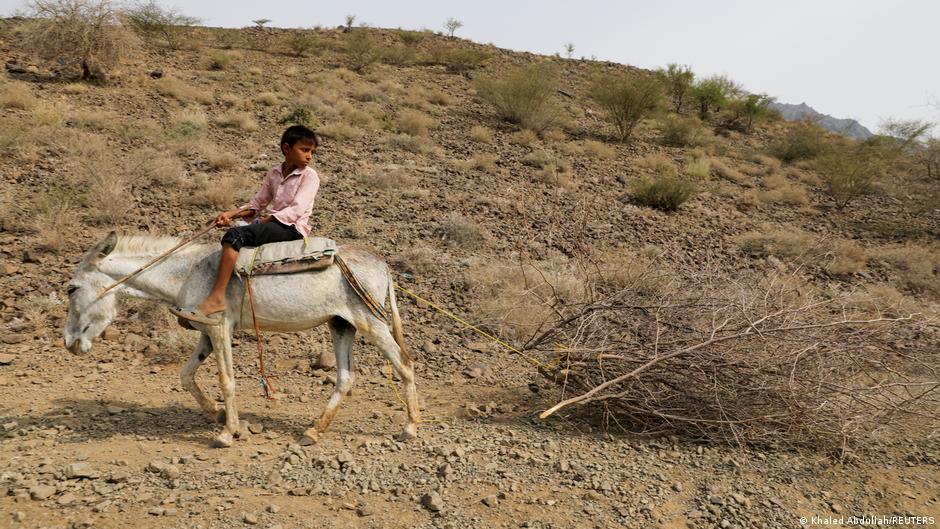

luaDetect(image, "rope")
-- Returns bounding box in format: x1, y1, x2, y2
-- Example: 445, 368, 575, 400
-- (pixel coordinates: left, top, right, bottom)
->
245, 275, 277, 399
393, 284, 548, 369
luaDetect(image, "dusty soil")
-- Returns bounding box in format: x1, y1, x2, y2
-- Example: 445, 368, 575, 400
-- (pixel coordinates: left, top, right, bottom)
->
1, 22, 938, 529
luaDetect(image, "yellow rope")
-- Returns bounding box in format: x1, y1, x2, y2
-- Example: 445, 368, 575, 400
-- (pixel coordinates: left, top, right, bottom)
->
394, 285, 548, 369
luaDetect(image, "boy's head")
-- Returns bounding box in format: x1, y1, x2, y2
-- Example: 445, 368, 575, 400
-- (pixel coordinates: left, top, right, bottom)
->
280, 124, 319, 169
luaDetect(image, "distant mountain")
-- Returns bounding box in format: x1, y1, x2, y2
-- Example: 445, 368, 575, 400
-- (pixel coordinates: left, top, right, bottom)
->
769, 102, 874, 140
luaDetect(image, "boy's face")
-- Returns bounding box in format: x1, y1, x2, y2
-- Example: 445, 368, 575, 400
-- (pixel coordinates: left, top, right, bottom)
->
282, 139, 317, 170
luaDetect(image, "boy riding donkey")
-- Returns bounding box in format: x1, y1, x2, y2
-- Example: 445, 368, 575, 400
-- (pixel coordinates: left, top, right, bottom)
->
171, 125, 320, 326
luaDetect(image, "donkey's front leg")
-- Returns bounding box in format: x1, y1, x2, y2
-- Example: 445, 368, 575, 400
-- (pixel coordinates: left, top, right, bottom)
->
208, 324, 239, 448
180, 334, 225, 424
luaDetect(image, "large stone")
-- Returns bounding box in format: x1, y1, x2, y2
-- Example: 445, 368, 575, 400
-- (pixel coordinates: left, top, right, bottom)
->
0, 353, 16, 365
30, 485, 56, 500
147, 460, 180, 479
65, 462, 100, 479
422, 491, 443, 512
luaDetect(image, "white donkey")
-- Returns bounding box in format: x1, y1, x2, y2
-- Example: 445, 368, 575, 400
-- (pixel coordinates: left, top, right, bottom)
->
63, 232, 420, 447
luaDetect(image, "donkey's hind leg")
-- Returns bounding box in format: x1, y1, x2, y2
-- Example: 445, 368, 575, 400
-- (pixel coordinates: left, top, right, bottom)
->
301, 317, 356, 445
180, 334, 225, 424
364, 323, 421, 441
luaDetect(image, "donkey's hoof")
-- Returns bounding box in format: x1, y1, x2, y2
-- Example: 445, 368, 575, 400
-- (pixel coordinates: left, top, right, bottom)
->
212, 431, 234, 448
299, 428, 320, 446
397, 423, 418, 442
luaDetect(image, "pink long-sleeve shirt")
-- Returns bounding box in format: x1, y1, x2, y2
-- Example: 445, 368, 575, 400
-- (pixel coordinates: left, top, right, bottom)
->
242, 164, 320, 237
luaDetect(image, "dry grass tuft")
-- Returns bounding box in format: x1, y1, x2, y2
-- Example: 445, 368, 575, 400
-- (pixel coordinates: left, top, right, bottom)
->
457, 154, 498, 174
390, 246, 437, 276
581, 140, 616, 160
469, 125, 493, 144
684, 157, 711, 180
359, 165, 419, 190
319, 122, 363, 141
154, 77, 213, 105
29, 190, 80, 251
171, 106, 208, 138
827, 239, 868, 276
0, 84, 37, 109
440, 212, 485, 249
206, 151, 239, 171
385, 134, 437, 154
758, 173, 810, 205
711, 159, 749, 184
216, 112, 259, 131
738, 228, 816, 260
508, 129, 539, 146
874, 244, 940, 295
255, 92, 280, 106
397, 109, 437, 137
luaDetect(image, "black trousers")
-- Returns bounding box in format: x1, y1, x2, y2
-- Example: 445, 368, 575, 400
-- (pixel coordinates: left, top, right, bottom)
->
220, 219, 302, 251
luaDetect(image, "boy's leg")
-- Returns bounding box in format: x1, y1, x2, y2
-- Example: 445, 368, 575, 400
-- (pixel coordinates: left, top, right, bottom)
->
197, 243, 238, 316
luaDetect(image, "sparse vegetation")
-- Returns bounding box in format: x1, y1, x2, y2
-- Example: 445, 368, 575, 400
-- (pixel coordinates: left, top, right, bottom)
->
283, 31, 318, 57
344, 31, 379, 72
123, 0, 199, 50
469, 126, 493, 144
444, 17, 463, 38
216, 111, 258, 131
440, 212, 485, 248
657, 63, 694, 114
725, 93, 775, 133
738, 228, 816, 259
205, 50, 236, 70
23, 0, 136, 82
631, 157, 697, 211
474, 64, 558, 133
817, 144, 883, 208
396, 109, 437, 136
154, 77, 212, 104
770, 121, 830, 162
659, 115, 710, 147
692, 75, 737, 120
589, 74, 662, 142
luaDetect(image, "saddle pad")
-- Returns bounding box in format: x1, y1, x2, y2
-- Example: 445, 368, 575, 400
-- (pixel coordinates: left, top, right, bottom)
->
235, 237, 337, 276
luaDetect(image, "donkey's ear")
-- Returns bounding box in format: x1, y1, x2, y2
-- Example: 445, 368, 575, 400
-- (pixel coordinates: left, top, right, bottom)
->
98, 231, 118, 258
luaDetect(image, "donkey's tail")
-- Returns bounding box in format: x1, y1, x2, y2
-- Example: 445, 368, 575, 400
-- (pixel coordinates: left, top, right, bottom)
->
387, 271, 412, 364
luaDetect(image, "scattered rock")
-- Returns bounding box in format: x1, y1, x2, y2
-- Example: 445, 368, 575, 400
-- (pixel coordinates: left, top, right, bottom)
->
0, 353, 15, 365
266, 504, 280, 514
147, 460, 181, 479
149, 68, 163, 78
243, 512, 259, 525
336, 451, 354, 465
482, 495, 499, 507
1, 334, 26, 345
422, 491, 443, 512
12, 511, 25, 522
65, 462, 100, 479
248, 422, 264, 434
124, 333, 148, 352
30, 485, 56, 500
22, 249, 40, 264
0, 263, 18, 275
56, 492, 77, 505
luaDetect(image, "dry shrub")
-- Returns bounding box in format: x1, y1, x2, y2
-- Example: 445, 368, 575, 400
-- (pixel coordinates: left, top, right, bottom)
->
202, 175, 235, 208
206, 151, 238, 171
684, 157, 711, 180
581, 140, 615, 160
343, 31, 379, 72
31, 101, 67, 127
397, 109, 437, 137
875, 245, 940, 295
424, 89, 454, 106
216, 111, 258, 131
171, 106, 208, 138
759, 173, 809, 205
334, 101, 375, 129
61, 83, 89, 94
635, 153, 677, 176
770, 121, 830, 163
220, 93, 247, 108
827, 239, 868, 276
532, 264, 937, 448
738, 228, 815, 259
659, 115, 710, 147
204, 50, 237, 70
255, 92, 280, 106
0, 83, 37, 109
385, 133, 436, 154
22, 0, 136, 82
457, 154, 498, 174
318, 122, 362, 142
631, 174, 697, 211
29, 189, 80, 250
146, 151, 185, 186
86, 165, 132, 224
541, 128, 566, 142
439, 212, 485, 249
390, 246, 436, 277
469, 125, 493, 144
474, 64, 558, 132
350, 84, 382, 103
508, 129, 539, 146
359, 165, 419, 190
746, 152, 782, 175
154, 77, 212, 104
711, 158, 748, 184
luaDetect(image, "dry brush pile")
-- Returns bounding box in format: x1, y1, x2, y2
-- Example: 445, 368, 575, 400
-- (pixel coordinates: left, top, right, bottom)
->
474, 254, 940, 450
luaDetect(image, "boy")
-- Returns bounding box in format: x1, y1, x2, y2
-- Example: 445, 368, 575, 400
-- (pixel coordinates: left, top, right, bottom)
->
172, 125, 321, 325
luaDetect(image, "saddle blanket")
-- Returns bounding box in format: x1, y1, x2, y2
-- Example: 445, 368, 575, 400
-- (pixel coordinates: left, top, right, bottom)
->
234, 237, 336, 277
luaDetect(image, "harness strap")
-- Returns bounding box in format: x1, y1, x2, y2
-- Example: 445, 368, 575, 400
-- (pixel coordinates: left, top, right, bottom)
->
335, 255, 388, 322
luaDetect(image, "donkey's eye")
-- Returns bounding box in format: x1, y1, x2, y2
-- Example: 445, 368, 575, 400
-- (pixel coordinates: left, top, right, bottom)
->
82, 324, 91, 334
67, 285, 79, 295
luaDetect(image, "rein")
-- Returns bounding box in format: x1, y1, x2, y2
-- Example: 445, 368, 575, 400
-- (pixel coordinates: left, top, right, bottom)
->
94, 221, 218, 301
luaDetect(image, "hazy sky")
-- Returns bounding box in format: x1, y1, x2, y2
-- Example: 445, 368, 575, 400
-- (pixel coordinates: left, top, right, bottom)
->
4, 0, 938, 133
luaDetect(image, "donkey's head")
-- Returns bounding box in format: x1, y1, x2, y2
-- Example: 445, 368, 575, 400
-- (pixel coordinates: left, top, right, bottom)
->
64, 231, 120, 354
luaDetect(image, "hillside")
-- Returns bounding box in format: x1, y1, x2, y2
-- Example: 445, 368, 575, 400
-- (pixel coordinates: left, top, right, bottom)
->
1, 21, 938, 529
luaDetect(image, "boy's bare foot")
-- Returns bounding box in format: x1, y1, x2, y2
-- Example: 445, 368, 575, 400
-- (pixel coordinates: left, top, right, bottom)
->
196, 299, 227, 316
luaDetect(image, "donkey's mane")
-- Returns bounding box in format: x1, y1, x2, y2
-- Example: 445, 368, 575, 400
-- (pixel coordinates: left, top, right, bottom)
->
113, 234, 204, 256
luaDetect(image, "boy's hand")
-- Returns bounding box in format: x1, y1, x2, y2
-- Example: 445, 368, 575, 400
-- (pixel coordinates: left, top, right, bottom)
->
214, 212, 233, 227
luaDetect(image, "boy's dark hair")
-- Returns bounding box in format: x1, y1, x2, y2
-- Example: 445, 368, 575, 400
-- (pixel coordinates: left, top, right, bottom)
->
280, 124, 319, 149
